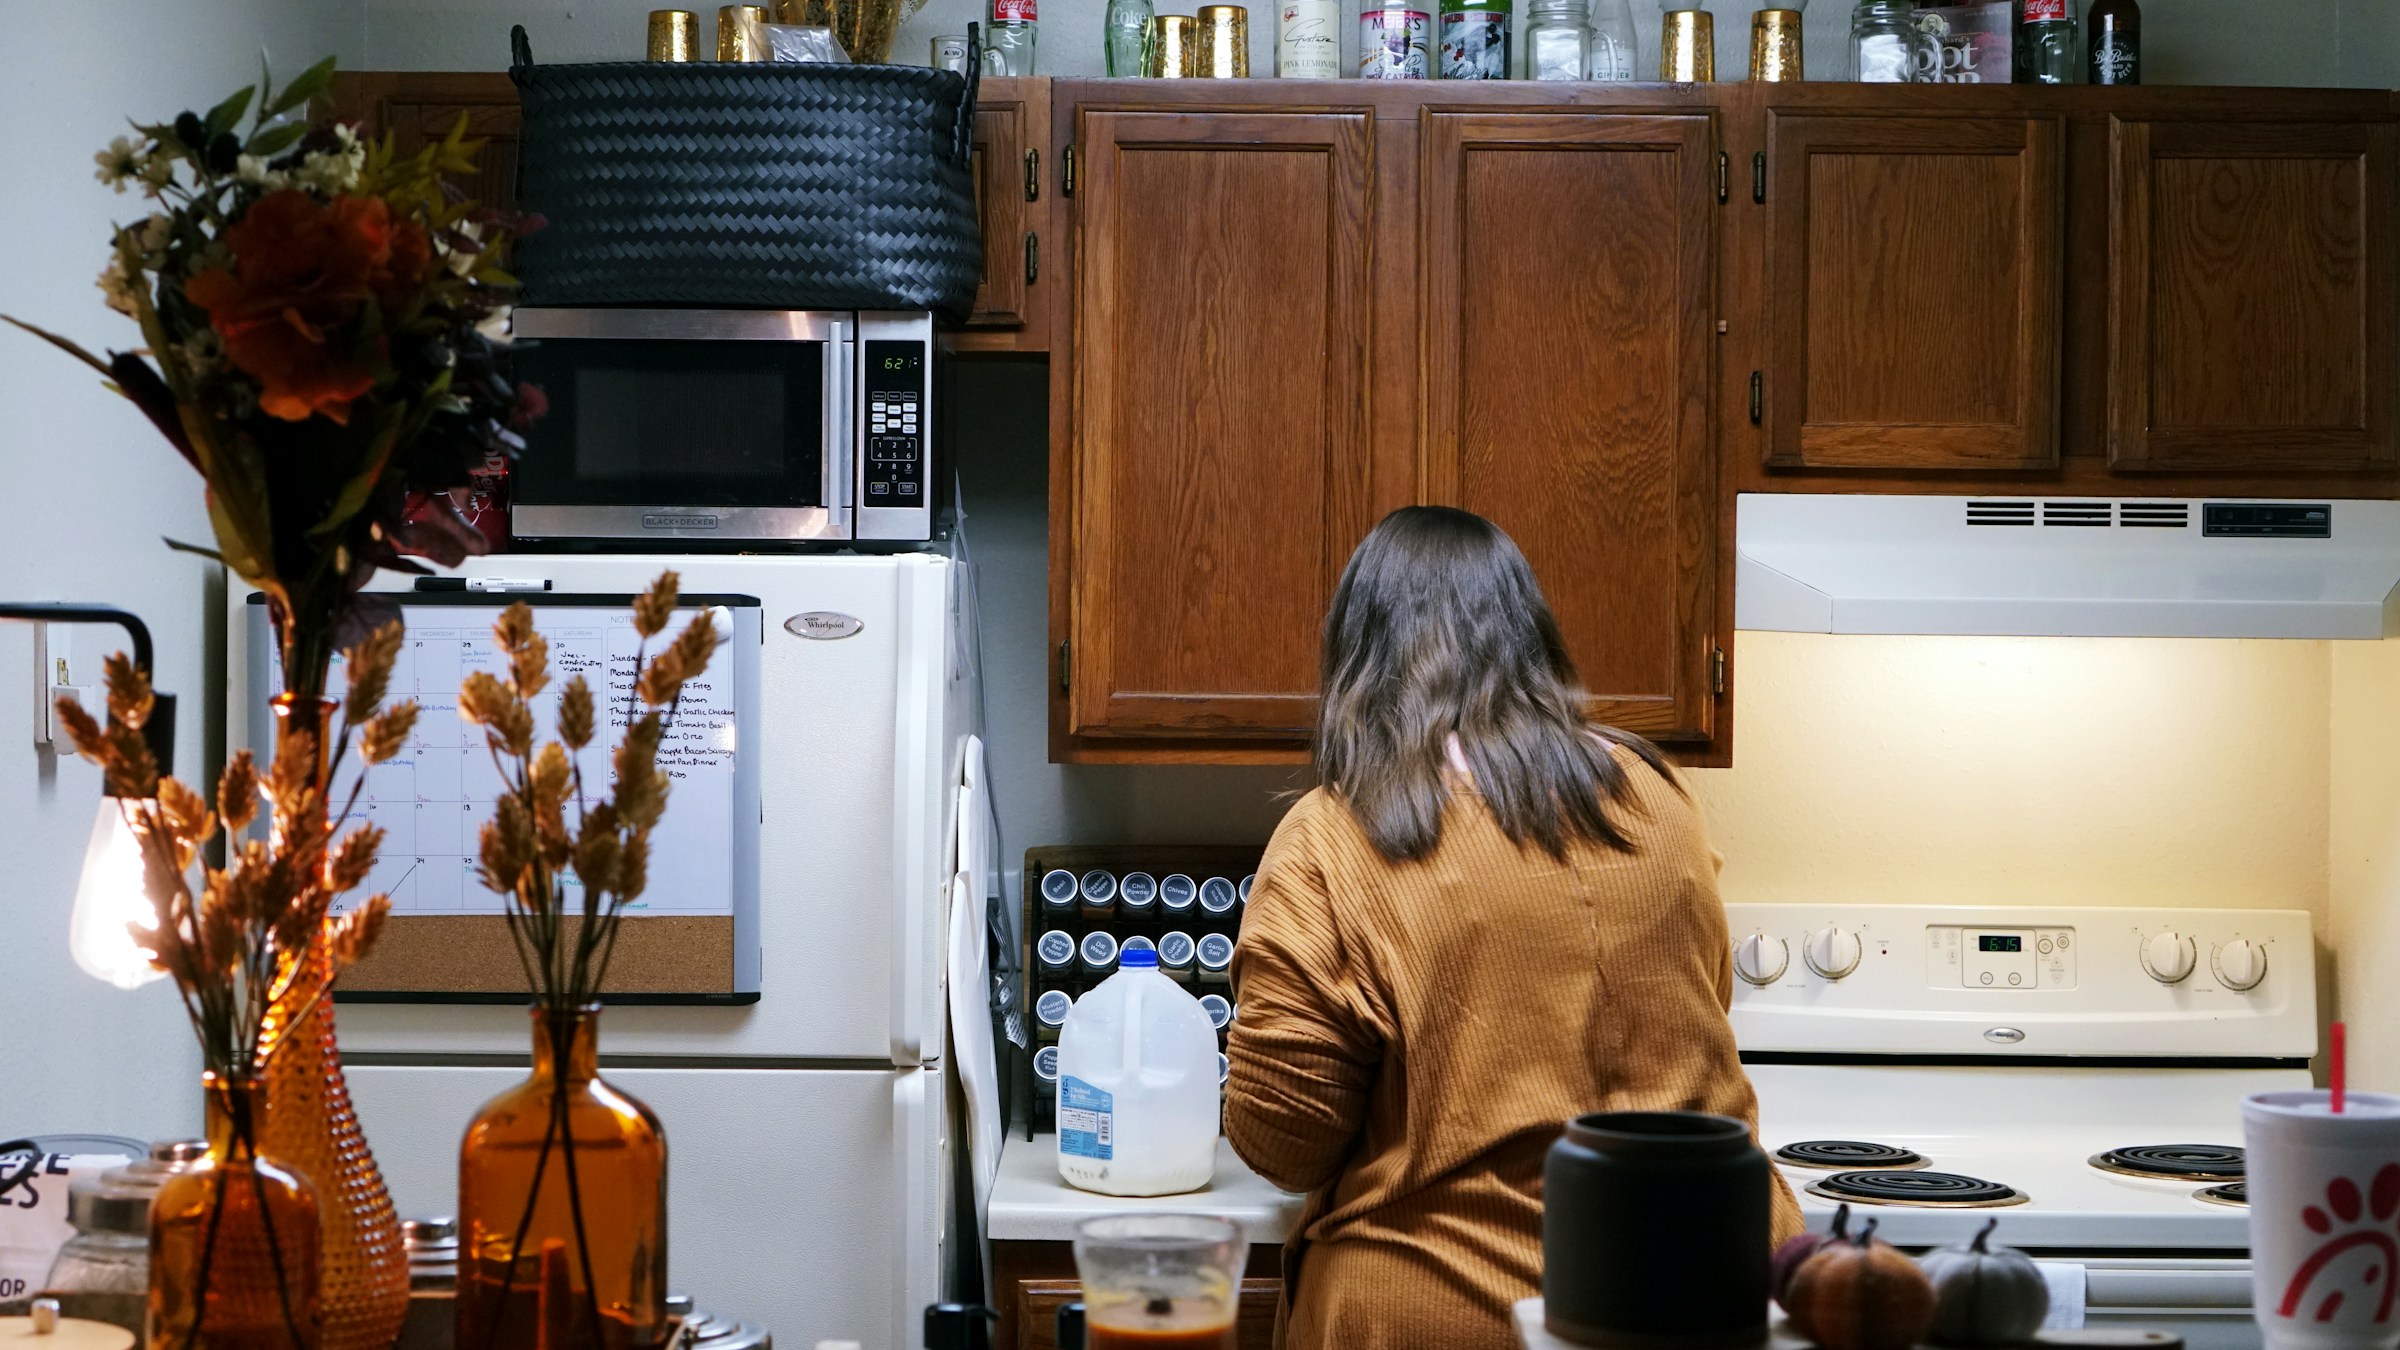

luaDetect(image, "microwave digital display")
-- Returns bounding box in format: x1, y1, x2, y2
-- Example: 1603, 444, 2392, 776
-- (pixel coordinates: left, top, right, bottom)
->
1978, 934, 2023, 953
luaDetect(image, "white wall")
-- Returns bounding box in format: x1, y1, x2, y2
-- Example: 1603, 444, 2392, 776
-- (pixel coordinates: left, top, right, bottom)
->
366, 0, 2400, 84
2328, 643, 2400, 1093
0, 1, 365, 1142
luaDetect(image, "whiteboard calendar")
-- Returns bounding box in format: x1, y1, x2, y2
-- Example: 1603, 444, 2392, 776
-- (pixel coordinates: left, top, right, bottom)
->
250, 598, 748, 920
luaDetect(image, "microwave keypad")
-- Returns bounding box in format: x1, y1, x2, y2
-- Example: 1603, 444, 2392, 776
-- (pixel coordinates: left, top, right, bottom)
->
863, 339, 926, 502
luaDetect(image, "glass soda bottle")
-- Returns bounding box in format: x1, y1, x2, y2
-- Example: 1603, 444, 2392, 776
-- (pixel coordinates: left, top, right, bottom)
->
2086, 0, 2138, 85
986, 0, 1040, 74
2014, 0, 2076, 83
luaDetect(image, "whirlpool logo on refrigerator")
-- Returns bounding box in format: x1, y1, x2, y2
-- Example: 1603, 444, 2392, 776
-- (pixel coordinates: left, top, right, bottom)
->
785, 612, 865, 641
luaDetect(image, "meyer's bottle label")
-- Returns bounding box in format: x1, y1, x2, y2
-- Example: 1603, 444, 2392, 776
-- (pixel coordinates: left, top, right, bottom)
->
993, 0, 1038, 19
2020, 0, 2067, 19
1059, 1077, 1115, 1160
1360, 7, 1431, 78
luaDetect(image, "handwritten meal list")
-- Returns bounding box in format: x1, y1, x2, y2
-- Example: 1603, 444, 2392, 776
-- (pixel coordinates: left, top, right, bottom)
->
310, 604, 738, 918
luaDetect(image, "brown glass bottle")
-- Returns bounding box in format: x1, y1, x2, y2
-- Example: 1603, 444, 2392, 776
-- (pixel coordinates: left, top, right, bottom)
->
456, 1007, 669, 1350
2086, 0, 2138, 84
149, 1075, 323, 1350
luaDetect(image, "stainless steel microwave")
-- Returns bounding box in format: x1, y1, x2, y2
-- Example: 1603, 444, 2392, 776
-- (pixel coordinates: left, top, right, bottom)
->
508, 308, 935, 544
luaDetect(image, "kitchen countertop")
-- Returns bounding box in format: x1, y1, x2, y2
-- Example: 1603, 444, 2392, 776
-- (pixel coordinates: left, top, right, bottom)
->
986, 1134, 1305, 1244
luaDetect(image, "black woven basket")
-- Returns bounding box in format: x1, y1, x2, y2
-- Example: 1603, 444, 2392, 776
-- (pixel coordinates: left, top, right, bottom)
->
508, 26, 983, 319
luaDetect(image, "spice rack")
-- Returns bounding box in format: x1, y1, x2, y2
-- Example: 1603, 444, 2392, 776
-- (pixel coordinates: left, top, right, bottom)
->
1015, 844, 1264, 1140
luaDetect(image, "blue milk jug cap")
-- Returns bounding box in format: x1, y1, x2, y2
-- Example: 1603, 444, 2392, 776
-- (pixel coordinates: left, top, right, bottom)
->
1119, 947, 1159, 969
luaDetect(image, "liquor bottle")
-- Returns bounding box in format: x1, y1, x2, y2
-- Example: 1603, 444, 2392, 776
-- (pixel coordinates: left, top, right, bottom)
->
1104, 0, 1155, 74
2014, 0, 2076, 83
1278, 0, 1343, 77
986, 0, 1040, 74
1439, 0, 1511, 79
2086, 0, 2138, 84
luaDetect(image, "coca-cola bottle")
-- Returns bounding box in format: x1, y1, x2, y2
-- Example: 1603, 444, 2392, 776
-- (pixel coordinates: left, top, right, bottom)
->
2014, 0, 2076, 83
2086, 0, 2139, 84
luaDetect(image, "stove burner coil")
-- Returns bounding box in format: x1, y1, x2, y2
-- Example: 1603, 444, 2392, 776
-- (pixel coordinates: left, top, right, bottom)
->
1776, 1141, 1928, 1171
2195, 1181, 2249, 1207
2090, 1144, 2246, 1182
1806, 1170, 2028, 1208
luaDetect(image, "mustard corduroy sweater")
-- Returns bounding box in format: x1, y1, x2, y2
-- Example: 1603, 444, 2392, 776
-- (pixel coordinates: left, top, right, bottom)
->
1224, 754, 1803, 1350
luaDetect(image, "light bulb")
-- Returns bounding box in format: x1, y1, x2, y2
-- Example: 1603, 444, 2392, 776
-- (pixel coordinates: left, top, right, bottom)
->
69, 798, 166, 990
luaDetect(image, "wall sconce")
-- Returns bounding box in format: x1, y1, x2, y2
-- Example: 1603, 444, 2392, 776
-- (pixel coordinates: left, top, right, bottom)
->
1, 604, 176, 990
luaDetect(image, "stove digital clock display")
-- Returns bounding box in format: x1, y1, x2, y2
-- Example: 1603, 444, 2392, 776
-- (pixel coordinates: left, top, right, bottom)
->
1977, 934, 2023, 953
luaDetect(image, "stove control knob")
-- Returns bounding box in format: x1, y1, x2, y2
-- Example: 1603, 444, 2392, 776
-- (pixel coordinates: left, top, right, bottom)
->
1803, 926, 1863, 981
1732, 933, 1789, 986
2213, 938, 2268, 992
2141, 930, 2198, 984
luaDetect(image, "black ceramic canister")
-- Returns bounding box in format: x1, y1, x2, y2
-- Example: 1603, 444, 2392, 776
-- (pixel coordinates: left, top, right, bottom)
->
1543, 1111, 1771, 1348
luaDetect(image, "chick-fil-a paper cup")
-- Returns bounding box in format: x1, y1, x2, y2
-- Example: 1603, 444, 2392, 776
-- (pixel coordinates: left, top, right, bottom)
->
2247, 1090, 2400, 1350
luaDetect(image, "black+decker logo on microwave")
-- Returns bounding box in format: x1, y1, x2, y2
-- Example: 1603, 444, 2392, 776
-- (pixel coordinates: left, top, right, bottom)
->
643, 513, 719, 531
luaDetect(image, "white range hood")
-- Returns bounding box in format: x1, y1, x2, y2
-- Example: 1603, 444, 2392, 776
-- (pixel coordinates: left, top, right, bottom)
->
1736, 494, 2400, 639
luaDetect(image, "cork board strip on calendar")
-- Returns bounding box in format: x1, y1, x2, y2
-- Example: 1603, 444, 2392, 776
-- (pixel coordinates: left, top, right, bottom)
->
334, 914, 748, 1003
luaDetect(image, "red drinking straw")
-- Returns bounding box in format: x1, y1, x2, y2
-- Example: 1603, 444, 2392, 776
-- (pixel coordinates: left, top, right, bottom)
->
2332, 1021, 2348, 1114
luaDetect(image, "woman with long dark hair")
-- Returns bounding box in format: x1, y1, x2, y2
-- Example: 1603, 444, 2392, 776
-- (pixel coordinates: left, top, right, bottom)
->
1224, 506, 1800, 1350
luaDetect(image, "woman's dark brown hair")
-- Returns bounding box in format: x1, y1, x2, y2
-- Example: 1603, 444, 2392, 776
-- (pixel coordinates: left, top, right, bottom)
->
1314, 506, 1670, 863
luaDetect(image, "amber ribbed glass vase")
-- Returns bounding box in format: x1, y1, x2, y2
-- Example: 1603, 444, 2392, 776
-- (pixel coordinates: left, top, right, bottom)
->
258, 694, 410, 1350
457, 1007, 669, 1350
150, 1075, 323, 1350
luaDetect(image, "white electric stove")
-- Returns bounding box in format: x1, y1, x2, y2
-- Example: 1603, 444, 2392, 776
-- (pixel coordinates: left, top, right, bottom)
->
1727, 904, 2317, 1350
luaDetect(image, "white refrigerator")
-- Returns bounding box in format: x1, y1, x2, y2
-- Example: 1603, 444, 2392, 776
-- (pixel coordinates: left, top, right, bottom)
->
227, 551, 992, 1350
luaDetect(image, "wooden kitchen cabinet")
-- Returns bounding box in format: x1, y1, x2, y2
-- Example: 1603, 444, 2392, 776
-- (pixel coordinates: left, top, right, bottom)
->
1760, 105, 2064, 472
326, 71, 524, 212
957, 78, 1055, 347
2106, 114, 2397, 473
1055, 103, 1379, 749
1418, 110, 1724, 743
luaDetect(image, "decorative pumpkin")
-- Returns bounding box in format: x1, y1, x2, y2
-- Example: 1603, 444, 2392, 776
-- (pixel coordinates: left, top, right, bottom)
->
1921, 1218, 2050, 1347
1782, 1218, 1937, 1350
1773, 1204, 1853, 1303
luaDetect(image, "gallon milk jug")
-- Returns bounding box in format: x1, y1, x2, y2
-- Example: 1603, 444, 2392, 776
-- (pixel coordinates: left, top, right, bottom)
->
1055, 946, 1220, 1195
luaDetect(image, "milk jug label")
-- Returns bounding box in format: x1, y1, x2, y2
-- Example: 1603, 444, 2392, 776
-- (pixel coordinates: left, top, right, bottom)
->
1059, 1077, 1115, 1160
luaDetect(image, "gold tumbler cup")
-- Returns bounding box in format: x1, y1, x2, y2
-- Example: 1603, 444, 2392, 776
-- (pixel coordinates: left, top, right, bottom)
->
1749, 7, 1802, 80
1661, 8, 1714, 81
648, 9, 700, 59
1149, 15, 1202, 76
1196, 4, 1250, 76
717, 4, 769, 59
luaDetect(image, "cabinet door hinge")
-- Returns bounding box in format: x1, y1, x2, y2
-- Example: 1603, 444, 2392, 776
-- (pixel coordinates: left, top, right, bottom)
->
1749, 371, 1763, 425
1752, 151, 1767, 204
1063, 144, 1076, 197
1025, 231, 1039, 285
1057, 640, 1071, 695
1712, 646, 1727, 696
1025, 147, 1040, 202
1716, 150, 1730, 204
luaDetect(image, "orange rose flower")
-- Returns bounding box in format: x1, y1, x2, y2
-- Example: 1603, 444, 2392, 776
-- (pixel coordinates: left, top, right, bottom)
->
183, 189, 433, 424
